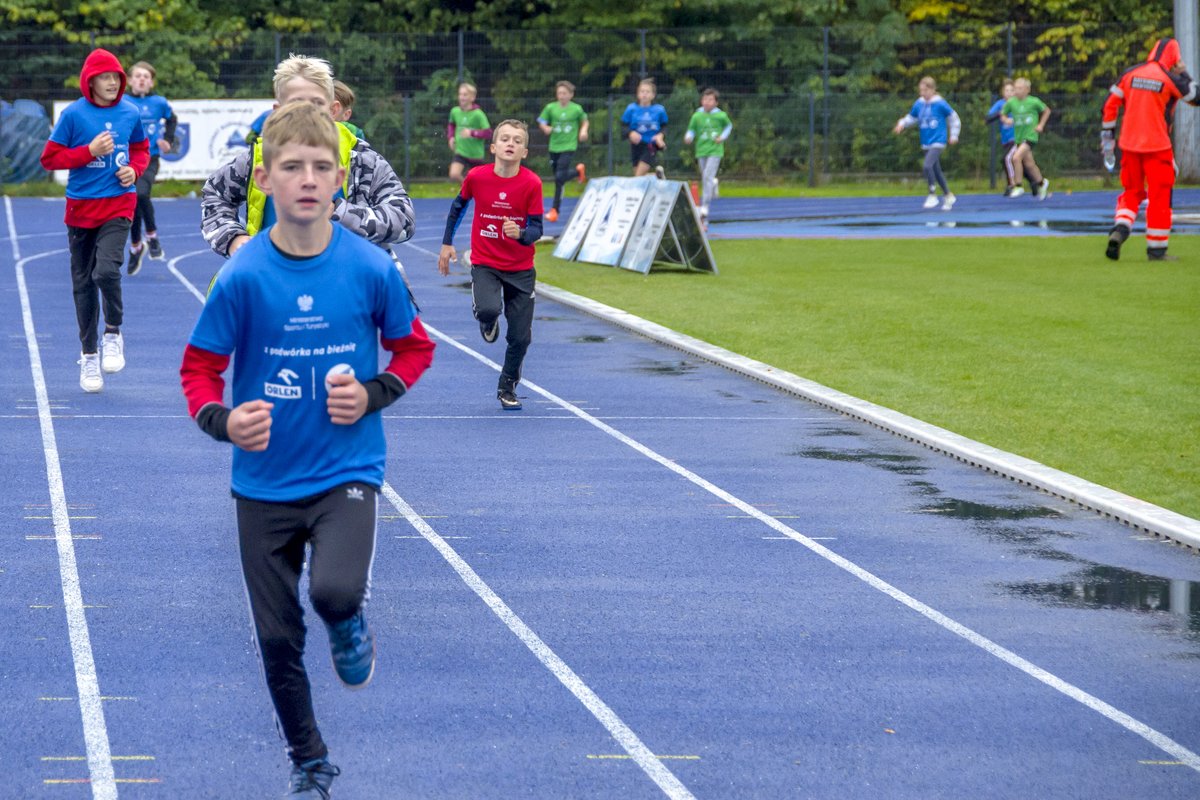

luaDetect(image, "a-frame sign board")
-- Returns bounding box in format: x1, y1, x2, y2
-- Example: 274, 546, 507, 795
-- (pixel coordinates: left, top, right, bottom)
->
553, 176, 717, 274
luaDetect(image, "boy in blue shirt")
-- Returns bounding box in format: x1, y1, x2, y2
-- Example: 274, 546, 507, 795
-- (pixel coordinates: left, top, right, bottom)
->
125, 61, 177, 273
40, 48, 149, 393
181, 101, 434, 799
621, 77, 668, 177
985, 78, 1018, 196
893, 76, 961, 210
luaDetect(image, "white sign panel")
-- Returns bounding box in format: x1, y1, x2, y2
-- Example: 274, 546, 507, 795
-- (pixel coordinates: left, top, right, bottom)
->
575, 175, 652, 265
620, 179, 682, 273
53, 98, 274, 183
553, 176, 611, 261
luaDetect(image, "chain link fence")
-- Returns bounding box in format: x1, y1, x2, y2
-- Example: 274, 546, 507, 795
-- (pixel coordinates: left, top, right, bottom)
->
0, 25, 1173, 184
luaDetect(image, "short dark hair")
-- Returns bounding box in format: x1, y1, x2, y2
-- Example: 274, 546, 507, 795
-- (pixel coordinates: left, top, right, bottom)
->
701, 87, 719, 100
555, 80, 575, 94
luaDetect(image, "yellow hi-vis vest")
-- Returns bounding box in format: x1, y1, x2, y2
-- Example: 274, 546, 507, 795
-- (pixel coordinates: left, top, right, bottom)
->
245, 121, 358, 237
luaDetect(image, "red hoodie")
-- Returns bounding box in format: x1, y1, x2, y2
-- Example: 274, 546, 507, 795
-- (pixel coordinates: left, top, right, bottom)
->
1102, 38, 1200, 154
40, 48, 150, 228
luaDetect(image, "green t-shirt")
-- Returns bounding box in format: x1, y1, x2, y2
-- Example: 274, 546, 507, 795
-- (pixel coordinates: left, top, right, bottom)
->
450, 105, 490, 161
687, 107, 732, 158
539, 101, 587, 153
1002, 96, 1048, 144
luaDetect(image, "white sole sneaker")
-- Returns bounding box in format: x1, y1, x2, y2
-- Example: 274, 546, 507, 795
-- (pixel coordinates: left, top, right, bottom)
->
101, 332, 125, 374
922, 195, 939, 209
79, 353, 103, 393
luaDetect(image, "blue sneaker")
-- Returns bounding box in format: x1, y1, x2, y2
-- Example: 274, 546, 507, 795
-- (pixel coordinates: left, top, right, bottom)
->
286, 757, 339, 798
326, 610, 374, 689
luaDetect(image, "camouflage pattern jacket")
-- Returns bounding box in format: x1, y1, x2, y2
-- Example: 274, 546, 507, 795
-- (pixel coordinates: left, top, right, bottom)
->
200, 138, 416, 257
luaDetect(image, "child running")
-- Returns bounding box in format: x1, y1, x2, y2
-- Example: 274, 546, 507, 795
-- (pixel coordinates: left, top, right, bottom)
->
892, 76, 960, 210
536, 80, 588, 222
684, 87, 732, 226
125, 60, 177, 273
985, 78, 1017, 195
1001, 77, 1051, 199
438, 120, 544, 411
40, 48, 149, 393
447, 81, 491, 184
621, 77, 668, 178
181, 101, 435, 798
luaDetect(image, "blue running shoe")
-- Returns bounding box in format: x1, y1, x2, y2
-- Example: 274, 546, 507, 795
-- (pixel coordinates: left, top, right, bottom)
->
286, 757, 340, 798
326, 610, 375, 689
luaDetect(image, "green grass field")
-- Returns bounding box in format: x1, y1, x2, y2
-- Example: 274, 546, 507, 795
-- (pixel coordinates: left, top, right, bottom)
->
535, 235, 1200, 521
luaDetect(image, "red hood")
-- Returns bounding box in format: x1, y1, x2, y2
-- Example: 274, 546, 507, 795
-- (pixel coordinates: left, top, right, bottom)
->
80, 48, 126, 106
1147, 38, 1181, 71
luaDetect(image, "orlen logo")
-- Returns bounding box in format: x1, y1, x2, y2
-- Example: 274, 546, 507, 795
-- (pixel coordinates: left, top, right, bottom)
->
297, 295, 314, 312
264, 368, 302, 399
481, 223, 500, 239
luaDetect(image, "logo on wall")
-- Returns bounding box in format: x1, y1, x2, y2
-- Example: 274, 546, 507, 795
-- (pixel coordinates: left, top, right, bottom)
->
209, 122, 254, 164
161, 122, 189, 162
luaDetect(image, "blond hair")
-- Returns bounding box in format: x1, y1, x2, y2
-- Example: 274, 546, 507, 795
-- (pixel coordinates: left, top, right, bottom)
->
272, 54, 334, 103
919, 76, 936, 91
260, 100, 340, 167
495, 118, 528, 138
333, 79, 355, 110
129, 61, 155, 79
1014, 77, 1032, 90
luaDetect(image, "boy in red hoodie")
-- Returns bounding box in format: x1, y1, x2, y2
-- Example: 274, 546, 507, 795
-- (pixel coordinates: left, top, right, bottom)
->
41, 48, 149, 392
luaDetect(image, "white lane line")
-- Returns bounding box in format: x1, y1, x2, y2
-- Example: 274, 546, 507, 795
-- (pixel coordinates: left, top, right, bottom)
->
7, 197, 118, 799
381, 485, 694, 800
421, 319, 1200, 774
165, 249, 213, 303
166, 248, 694, 800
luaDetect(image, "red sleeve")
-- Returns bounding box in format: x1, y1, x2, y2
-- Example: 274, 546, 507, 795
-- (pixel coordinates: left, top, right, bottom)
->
40, 141, 96, 171
129, 138, 150, 177
1102, 87, 1124, 128
180, 344, 230, 418
470, 128, 492, 140
382, 316, 435, 390
446, 122, 456, 144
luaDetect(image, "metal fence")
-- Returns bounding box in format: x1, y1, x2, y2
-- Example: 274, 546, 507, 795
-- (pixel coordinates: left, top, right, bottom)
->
0, 25, 1173, 184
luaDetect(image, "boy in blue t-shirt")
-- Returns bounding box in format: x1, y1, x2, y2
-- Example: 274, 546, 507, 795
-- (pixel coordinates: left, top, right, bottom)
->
40, 48, 149, 393
893, 75, 961, 210
125, 61, 177, 273
180, 101, 434, 798
621, 77, 668, 177
985, 78, 1018, 196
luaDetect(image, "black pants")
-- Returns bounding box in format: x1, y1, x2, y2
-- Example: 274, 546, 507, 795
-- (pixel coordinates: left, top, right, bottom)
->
131, 156, 160, 244
471, 265, 535, 393
68, 218, 129, 353
236, 482, 378, 764
549, 150, 576, 211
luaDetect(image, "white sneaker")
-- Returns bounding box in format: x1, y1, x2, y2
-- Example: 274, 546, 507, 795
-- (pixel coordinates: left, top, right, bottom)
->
941, 193, 956, 211
698, 204, 709, 219
1037, 179, 1050, 200
79, 353, 103, 393
922, 194, 939, 209
1009, 186, 1025, 198
101, 332, 125, 374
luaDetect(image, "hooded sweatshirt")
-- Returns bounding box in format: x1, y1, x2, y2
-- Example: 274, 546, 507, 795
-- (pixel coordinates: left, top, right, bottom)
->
40, 48, 149, 228
1102, 37, 1200, 153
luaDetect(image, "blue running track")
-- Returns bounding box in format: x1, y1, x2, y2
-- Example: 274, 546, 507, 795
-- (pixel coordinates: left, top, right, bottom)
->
2, 195, 1199, 798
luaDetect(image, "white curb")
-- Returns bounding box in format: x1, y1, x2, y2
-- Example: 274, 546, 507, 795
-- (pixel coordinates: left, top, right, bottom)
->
537, 282, 1200, 550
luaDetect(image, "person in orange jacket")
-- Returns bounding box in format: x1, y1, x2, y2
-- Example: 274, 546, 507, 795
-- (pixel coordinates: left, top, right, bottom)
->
1102, 37, 1200, 261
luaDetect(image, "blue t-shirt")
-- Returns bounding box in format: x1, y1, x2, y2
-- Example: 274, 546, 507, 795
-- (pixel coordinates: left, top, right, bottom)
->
189, 225, 418, 502
987, 98, 1015, 145
130, 94, 174, 156
906, 96, 959, 149
621, 103, 668, 139
48, 96, 147, 200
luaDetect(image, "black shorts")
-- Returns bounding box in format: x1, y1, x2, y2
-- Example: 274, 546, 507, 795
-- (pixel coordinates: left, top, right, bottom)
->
452, 154, 487, 169
630, 140, 659, 167
1016, 140, 1036, 150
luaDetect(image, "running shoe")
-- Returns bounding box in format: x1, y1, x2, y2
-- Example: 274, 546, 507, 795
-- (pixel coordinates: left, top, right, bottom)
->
940, 193, 956, 211
498, 389, 522, 410
576, 163, 586, 183
101, 332, 125, 373
545, 208, 558, 222
286, 757, 340, 799
126, 245, 144, 276
147, 237, 164, 260
1105, 225, 1129, 261
1147, 249, 1178, 262
922, 194, 939, 209
326, 610, 374, 689
79, 353, 103, 393
1008, 187, 1025, 198
654, 165, 665, 180
480, 319, 499, 343
1037, 179, 1050, 200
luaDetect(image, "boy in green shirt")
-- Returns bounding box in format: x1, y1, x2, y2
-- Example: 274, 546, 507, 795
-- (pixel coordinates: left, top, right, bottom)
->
447, 82, 490, 184
684, 88, 732, 225
1001, 77, 1051, 199
537, 80, 589, 222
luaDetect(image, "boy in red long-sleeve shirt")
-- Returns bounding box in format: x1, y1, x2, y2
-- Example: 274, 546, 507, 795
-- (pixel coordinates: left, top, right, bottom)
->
1102, 37, 1200, 261
41, 48, 149, 392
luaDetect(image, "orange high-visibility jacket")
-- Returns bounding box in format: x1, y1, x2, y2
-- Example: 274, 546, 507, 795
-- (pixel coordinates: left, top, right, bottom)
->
1103, 38, 1200, 153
